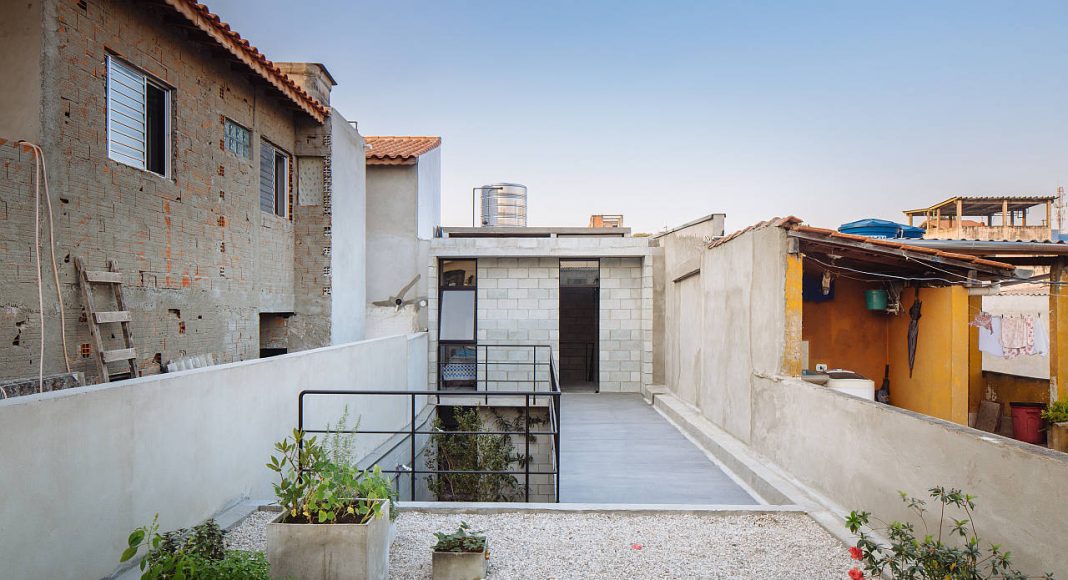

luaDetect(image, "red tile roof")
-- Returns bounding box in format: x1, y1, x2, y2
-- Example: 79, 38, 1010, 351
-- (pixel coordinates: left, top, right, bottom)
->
162, 0, 329, 123
365, 136, 441, 165
708, 216, 1016, 272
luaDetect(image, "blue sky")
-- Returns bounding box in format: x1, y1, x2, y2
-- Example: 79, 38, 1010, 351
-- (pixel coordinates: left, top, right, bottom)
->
210, 0, 1068, 233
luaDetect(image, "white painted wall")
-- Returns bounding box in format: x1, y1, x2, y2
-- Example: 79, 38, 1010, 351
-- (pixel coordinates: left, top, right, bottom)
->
0, 333, 427, 580
416, 146, 441, 240
329, 110, 367, 344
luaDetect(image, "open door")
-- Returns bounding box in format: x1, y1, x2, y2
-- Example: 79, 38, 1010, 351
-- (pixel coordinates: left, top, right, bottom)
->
559, 260, 599, 391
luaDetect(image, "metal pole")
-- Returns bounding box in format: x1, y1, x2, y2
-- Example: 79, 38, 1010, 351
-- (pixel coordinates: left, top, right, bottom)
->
555, 392, 561, 502
525, 393, 530, 502
410, 393, 416, 501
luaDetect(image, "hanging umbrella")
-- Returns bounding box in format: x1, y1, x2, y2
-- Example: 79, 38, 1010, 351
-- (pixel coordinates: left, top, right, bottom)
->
908, 287, 923, 378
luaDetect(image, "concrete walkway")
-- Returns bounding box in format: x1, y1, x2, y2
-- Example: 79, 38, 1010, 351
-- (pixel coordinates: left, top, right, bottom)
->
559, 393, 758, 504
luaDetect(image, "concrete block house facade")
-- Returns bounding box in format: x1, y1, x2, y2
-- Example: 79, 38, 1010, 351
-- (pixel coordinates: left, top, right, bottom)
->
427, 227, 665, 394
0, 0, 366, 385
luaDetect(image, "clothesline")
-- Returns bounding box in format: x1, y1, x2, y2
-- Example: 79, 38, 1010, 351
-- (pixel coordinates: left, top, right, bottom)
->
972, 311, 1049, 359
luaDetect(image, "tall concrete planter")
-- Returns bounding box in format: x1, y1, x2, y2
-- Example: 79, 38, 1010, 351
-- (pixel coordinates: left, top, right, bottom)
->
1050, 422, 1068, 453
432, 543, 489, 580
266, 501, 391, 580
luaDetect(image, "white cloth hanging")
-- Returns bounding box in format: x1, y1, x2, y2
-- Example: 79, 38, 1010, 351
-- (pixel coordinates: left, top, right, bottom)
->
978, 315, 1005, 357
1032, 314, 1050, 356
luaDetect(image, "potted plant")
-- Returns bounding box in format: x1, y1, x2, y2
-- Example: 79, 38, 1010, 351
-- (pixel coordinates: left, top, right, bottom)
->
1042, 399, 1068, 453
431, 521, 488, 580
265, 429, 397, 580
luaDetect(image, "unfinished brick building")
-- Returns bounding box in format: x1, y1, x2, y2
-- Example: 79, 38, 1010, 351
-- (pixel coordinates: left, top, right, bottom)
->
0, 0, 367, 388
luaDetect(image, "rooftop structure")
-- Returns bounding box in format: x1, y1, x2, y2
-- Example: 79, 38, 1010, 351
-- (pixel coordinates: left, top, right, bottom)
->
588, 214, 624, 228
903, 195, 1056, 241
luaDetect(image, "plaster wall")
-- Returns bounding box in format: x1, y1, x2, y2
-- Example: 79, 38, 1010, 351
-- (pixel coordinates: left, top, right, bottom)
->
328, 111, 367, 344
0, 0, 43, 143
416, 147, 441, 240
801, 275, 889, 382
749, 375, 1068, 577
0, 333, 428, 580
694, 227, 789, 442
365, 164, 425, 338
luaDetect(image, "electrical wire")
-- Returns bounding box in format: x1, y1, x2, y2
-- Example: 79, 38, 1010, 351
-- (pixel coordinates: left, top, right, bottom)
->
804, 255, 971, 286
19, 141, 71, 394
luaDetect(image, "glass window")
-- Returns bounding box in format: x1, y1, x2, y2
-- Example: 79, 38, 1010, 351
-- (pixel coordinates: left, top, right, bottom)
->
560, 259, 599, 287
107, 55, 171, 176
260, 139, 289, 218
441, 259, 476, 287
224, 118, 250, 159
439, 290, 476, 341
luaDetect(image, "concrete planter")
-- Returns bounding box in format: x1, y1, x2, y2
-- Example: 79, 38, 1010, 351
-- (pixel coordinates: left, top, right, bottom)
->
266, 500, 390, 580
1050, 422, 1068, 453
431, 543, 489, 580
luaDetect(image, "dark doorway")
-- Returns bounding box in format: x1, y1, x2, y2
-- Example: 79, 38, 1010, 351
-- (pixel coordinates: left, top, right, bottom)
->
559, 260, 599, 391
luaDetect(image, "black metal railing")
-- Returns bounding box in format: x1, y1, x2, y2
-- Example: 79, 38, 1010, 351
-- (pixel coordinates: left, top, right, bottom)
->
438, 344, 555, 393
298, 355, 561, 503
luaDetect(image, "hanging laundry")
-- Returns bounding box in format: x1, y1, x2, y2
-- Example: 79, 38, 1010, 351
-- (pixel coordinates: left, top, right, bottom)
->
1002, 315, 1036, 359
970, 311, 994, 333
1032, 314, 1050, 356
978, 315, 1005, 357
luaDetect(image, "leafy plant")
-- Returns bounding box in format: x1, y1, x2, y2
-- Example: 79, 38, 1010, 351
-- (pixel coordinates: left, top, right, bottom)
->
1042, 399, 1068, 424
426, 406, 529, 502
845, 486, 1053, 579
120, 516, 268, 580
432, 521, 487, 553
325, 404, 361, 467
266, 429, 397, 524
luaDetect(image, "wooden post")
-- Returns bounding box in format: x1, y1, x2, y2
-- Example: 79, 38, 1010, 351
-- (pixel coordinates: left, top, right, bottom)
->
955, 198, 963, 238
1002, 199, 1009, 239
1052, 258, 1068, 402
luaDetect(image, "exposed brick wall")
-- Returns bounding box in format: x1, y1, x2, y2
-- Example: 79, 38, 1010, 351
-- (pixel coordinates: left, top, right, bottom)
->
0, 0, 331, 383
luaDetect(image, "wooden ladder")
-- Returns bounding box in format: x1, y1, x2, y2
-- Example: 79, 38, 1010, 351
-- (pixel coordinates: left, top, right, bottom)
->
74, 258, 138, 382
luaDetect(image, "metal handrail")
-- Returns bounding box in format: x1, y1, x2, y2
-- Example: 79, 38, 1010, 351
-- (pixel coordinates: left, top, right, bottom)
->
298, 365, 562, 502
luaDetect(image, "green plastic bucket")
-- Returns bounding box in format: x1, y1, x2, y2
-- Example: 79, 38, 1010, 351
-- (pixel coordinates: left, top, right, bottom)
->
865, 289, 888, 311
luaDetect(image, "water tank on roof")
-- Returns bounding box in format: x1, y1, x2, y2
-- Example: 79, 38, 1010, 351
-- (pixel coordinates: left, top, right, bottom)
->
839, 218, 924, 240
479, 183, 527, 227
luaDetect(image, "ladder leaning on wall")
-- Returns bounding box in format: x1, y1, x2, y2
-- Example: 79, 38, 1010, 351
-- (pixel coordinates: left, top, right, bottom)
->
74, 257, 139, 383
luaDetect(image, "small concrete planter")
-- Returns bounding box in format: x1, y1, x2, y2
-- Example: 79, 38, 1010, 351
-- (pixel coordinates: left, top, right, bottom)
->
266, 500, 390, 580
1050, 422, 1068, 453
432, 543, 489, 580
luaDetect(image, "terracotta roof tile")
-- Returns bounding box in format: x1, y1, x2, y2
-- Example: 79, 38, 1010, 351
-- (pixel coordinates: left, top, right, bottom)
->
161, 0, 328, 122
365, 136, 441, 165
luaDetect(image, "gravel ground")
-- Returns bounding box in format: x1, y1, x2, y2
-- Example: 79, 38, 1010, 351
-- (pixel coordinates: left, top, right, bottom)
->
226, 509, 854, 579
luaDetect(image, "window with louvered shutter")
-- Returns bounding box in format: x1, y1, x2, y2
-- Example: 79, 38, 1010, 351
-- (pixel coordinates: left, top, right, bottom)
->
260, 139, 289, 218
106, 55, 170, 176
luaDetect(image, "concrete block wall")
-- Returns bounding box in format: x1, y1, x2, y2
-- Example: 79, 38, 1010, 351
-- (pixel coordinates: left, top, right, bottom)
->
0, 0, 337, 383
477, 258, 559, 391
475, 406, 555, 502
599, 257, 648, 392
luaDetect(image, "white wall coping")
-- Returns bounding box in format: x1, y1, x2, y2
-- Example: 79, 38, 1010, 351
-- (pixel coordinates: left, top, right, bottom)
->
0, 332, 429, 408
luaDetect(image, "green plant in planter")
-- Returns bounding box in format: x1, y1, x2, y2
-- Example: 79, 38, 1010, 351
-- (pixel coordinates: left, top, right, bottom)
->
120, 515, 269, 579
845, 486, 1053, 579
1042, 399, 1068, 424
433, 521, 486, 553
266, 429, 398, 524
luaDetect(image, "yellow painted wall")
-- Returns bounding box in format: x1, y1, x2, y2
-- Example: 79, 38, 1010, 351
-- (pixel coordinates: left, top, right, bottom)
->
1052, 259, 1068, 400
783, 253, 804, 376
887, 286, 970, 424
801, 275, 889, 383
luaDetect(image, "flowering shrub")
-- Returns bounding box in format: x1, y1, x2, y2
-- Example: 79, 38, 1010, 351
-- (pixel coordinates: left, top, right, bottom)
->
845, 486, 1053, 579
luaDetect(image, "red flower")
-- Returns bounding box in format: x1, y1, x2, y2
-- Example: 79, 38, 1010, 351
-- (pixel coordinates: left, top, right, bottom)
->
849, 546, 863, 561
848, 568, 864, 580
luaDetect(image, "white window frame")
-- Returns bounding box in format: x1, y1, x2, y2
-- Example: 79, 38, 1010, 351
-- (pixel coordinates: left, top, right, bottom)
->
106, 55, 171, 177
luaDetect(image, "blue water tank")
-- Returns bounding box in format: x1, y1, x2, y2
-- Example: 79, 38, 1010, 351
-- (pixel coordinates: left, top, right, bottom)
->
839, 218, 924, 240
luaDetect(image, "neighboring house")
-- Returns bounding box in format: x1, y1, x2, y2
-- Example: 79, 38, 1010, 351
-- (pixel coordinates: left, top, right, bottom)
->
0, 0, 366, 385
903, 195, 1056, 241
364, 136, 441, 338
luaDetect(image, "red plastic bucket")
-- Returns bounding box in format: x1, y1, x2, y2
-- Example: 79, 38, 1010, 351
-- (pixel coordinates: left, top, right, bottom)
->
1010, 402, 1047, 445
